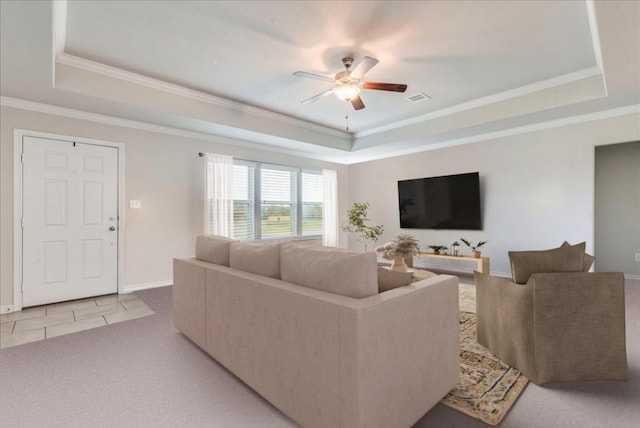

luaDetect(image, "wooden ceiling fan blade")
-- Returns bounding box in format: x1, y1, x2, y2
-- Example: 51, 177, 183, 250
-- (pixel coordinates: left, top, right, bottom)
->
293, 71, 335, 82
363, 82, 408, 92
350, 95, 365, 111
301, 88, 334, 105
351, 56, 379, 79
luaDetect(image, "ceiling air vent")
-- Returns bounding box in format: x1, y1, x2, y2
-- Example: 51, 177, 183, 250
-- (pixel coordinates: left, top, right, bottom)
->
407, 92, 431, 103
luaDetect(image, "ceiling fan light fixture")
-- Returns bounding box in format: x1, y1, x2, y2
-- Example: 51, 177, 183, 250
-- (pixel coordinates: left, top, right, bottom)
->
334, 83, 361, 101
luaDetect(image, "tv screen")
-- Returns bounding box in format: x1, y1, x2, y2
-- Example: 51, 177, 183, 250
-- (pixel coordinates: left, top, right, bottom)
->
398, 172, 482, 230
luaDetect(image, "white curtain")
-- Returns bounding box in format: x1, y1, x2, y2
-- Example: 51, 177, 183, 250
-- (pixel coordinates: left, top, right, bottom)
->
205, 153, 234, 237
322, 169, 338, 247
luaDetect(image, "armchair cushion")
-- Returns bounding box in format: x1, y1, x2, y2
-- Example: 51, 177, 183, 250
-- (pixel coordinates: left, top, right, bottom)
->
508, 241, 585, 284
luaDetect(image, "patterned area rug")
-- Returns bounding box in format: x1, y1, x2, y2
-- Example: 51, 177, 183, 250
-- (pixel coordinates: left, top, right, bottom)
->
458, 282, 476, 313
440, 311, 529, 426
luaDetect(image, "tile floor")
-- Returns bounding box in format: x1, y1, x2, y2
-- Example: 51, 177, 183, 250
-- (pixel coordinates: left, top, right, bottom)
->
0, 293, 154, 349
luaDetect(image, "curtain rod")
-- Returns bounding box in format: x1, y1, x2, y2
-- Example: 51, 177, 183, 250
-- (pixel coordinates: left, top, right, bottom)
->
197, 153, 332, 173
198, 152, 255, 163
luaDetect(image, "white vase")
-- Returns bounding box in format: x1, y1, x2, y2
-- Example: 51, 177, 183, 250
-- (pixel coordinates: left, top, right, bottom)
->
391, 257, 408, 272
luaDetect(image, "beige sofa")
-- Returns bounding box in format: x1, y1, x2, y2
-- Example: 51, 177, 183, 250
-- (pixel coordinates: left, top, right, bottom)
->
173, 236, 460, 428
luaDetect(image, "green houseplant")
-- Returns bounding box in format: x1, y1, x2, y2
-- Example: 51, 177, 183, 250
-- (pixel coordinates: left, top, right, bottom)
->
342, 202, 384, 251
428, 245, 447, 255
460, 238, 487, 258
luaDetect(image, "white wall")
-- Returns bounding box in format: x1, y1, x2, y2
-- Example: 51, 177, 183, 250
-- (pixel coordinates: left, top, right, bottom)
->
0, 106, 349, 308
2, 106, 638, 309
347, 113, 640, 276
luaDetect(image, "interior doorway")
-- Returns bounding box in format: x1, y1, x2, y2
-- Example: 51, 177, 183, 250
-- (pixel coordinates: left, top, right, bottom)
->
594, 141, 640, 279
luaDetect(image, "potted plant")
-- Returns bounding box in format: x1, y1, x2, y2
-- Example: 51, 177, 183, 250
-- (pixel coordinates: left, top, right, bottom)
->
341, 202, 384, 251
428, 245, 446, 255
376, 233, 420, 272
460, 238, 487, 258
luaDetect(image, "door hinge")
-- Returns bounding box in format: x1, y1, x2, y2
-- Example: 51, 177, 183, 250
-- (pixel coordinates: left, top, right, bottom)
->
21, 153, 24, 163
21, 218, 24, 228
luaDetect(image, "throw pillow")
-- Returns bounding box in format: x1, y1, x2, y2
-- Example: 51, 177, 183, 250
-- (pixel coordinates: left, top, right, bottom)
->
560, 241, 595, 271
509, 241, 585, 284
377, 267, 413, 292
229, 241, 281, 279
195, 235, 236, 266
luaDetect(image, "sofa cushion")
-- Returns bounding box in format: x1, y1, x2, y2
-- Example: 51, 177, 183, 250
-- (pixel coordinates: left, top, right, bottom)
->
195, 235, 236, 266
377, 267, 413, 292
280, 244, 378, 298
561, 241, 595, 271
229, 241, 281, 279
509, 242, 585, 284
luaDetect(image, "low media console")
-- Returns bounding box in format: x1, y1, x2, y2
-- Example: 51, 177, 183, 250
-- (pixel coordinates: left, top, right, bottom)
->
415, 252, 490, 274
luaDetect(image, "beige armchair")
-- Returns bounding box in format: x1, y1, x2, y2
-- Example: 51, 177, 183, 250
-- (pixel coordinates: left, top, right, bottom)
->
475, 242, 628, 385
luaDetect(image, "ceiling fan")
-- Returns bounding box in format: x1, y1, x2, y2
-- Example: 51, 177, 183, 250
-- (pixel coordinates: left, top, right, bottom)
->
293, 56, 407, 111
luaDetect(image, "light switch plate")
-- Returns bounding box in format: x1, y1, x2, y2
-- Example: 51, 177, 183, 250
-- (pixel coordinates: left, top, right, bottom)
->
129, 200, 141, 209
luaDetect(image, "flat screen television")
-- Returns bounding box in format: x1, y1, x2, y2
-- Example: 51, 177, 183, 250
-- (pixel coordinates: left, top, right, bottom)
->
398, 172, 482, 230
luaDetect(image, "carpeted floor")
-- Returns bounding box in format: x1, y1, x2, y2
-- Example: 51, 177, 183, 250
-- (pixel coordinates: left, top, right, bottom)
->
0, 275, 638, 428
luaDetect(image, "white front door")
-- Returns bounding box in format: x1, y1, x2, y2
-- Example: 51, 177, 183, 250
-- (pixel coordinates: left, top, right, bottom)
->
21, 136, 119, 307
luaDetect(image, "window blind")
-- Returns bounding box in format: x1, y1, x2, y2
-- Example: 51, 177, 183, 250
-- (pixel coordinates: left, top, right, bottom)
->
261, 166, 298, 238
209, 158, 325, 241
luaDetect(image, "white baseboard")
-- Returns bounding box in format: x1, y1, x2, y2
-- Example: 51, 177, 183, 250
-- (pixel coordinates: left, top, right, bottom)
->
625, 274, 640, 280
122, 280, 172, 294
1, 305, 14, 314
489, 271, 512, 279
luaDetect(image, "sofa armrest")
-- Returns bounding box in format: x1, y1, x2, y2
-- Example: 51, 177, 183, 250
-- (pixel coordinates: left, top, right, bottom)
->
338, 275, 460, 428
173, 258, 207, 348
529, 272, 628, 383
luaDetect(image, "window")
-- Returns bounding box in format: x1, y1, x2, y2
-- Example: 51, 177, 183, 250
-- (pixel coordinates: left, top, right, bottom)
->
229, 161, 323, 240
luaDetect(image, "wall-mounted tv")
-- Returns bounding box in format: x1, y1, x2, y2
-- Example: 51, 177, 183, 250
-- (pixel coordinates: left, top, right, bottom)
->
398, 172, 482, 230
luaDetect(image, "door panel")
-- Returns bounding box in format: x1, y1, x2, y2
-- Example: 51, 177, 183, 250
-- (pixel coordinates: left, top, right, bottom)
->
44, 241, 67, 283
22, 136, 119, 307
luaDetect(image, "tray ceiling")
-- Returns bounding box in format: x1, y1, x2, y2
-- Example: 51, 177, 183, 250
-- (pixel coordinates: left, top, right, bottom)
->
1, 1, 638, 163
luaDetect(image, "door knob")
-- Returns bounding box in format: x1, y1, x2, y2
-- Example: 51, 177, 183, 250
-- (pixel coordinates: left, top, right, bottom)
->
109, 226, 116, 231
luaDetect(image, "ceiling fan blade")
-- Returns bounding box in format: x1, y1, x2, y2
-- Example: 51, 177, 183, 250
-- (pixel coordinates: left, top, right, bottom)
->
301, 88, 335, 105
351, 56, 379, 79
362, 82, 408, 92
350, 95, 365, 111
293, 71, 335, 82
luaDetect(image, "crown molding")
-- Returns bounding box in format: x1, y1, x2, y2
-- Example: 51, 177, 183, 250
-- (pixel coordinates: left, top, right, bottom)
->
0, 96, 348, 163
2, 96, 636, 165
343, 104, 640, 164
354, 66, 603, 139
55, 53, 350, 140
